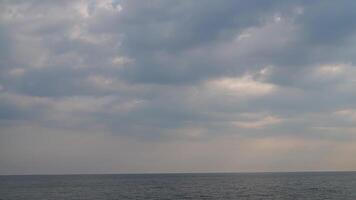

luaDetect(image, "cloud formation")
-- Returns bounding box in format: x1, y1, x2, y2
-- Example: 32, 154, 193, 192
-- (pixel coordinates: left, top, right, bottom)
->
1, 0, 356, 174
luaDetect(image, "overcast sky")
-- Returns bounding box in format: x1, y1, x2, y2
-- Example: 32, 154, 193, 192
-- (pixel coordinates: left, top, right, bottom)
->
1, 0, 356, 175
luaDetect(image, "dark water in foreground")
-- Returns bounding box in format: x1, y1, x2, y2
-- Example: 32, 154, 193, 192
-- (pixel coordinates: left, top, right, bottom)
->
1, 172, 356, 200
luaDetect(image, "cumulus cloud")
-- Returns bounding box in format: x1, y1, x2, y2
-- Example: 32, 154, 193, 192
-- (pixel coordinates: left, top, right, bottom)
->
1, 0, 356, 173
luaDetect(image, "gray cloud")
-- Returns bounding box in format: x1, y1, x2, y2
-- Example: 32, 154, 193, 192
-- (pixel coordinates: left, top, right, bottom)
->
1, 0, 356, 173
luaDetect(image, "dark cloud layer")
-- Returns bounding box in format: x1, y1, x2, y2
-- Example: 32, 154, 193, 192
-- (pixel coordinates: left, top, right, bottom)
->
1, 0, 356, 174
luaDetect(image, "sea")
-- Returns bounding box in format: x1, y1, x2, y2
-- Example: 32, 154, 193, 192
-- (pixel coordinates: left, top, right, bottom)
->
0, 172, 356, 200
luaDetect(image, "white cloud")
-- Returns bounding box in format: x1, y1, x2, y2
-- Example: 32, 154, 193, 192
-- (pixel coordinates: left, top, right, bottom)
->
233, 115, 283, 129
313, 64, 346, 77
334, 109, 356, 121
112, 56, 134, 68
8, 68, 25, 76
208, 75, 276, 97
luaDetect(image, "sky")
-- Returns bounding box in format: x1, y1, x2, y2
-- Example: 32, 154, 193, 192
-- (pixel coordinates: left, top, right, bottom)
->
1, 0, 356, 175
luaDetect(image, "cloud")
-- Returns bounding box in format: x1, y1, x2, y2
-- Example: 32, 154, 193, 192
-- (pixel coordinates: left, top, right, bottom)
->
207, 75, 276, 97
1, 0, 356, 173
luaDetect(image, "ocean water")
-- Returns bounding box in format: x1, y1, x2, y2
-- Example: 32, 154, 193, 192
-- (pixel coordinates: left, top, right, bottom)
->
0, 172, 356, 200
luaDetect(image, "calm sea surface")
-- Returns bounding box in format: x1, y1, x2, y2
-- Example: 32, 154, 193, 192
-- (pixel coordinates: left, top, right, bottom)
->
0, 172, 356, 200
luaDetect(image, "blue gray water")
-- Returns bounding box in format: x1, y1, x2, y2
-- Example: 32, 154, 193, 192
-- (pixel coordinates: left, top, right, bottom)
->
1, 172, 356, 200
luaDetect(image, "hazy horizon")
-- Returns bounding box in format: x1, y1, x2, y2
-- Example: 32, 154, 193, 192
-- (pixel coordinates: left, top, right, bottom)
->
2, 170, 356, 176
1, 0, 356, 175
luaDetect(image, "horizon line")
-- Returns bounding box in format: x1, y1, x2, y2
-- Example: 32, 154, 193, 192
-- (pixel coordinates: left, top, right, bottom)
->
1, 170, 355, 176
